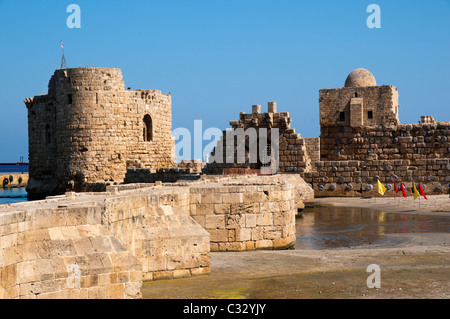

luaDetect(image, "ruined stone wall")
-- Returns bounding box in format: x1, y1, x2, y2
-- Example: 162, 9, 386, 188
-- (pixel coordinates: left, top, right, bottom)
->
302, 137, 320, 172
0, 185, 211, 298
177, 159, 205, 174
0, 174, 303, 298
101, 188, 210, 281
0, 204, 142, 299
319, 122, 450, 162
206, 102, 310, 174
301, 158, 450, 197
25, 94, 57, 198
25, 68, 174, 199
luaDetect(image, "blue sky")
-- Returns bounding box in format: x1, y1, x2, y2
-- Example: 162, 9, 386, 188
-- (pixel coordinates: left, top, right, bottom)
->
0, 0, 449, 162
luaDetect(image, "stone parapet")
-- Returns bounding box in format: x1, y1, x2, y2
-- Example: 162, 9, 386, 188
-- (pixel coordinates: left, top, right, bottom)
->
189, 176, 297, 251
1, 174, 306, 298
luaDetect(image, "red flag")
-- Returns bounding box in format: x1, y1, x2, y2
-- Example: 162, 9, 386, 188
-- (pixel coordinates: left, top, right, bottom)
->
394, 181, 398, 197
61, 40, 64, 49
400, 182, 407, 198
418, 184, 428, 200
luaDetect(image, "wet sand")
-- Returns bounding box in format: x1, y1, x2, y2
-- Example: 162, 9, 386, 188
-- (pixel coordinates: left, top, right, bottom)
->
142, 196, 450, 299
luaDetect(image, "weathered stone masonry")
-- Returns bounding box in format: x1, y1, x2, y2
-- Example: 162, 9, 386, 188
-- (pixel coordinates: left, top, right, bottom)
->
0, 175, 304, 298
207, 68, 450, 197
24, 67, 175, 200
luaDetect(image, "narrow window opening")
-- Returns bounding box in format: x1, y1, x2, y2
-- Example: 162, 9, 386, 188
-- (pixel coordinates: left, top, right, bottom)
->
368, 110, 373, 119
68, 94, 73, 105
143, 114, 153, 142
45, 124, 51, 144
339, 111, 345, 122
354, 92, 358, 97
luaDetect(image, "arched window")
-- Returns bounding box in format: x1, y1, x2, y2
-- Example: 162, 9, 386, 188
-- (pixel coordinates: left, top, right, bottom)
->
45, 124, 51, 144
143, 114, 153, 142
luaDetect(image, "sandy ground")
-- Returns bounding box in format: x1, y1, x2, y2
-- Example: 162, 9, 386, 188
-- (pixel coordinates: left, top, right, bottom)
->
142, 195, 450, 299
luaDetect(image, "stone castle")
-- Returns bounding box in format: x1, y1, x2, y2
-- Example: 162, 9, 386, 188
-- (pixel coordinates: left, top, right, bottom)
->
207, 68, 450, 197
24, 67, 450, 200
24, 67, 175, 200
1, 66, 447, 299
0, 66, 312, 299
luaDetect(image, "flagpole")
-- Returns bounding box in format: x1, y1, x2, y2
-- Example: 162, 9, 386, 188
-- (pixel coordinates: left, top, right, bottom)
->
60, 40, 67, 69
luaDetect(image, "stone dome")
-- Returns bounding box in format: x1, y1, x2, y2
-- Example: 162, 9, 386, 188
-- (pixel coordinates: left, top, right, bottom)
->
344, 68, 377, 87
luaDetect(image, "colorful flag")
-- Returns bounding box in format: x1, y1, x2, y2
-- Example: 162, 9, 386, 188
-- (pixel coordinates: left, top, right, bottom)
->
376, 179, 387, 195
400, 182, 407, 198
394, 181, 398, 197
413, 182, 420, 200
61, 40, 64, 49
418, 184, 428, 200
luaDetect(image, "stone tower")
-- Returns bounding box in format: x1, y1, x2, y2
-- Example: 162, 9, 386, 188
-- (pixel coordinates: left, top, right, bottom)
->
319, 68, 400, 161
25, 67, 175, 199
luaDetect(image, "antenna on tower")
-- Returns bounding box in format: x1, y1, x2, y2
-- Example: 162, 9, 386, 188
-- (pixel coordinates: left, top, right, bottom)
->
60, 40, 67, 69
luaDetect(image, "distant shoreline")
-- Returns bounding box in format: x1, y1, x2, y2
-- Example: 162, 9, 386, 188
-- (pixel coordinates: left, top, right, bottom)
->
0, 172, 28, 189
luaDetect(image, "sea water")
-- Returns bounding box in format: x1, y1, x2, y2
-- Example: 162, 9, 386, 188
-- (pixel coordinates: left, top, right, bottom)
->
0, 164, 28, 173
0, 187, 28, 205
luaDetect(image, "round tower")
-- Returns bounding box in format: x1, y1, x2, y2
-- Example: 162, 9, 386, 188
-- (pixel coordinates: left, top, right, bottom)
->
49, 67, 128, 192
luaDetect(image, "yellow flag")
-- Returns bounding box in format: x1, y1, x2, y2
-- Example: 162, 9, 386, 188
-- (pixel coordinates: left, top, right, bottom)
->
413, 182, 420, 200
376, 179, 387, 195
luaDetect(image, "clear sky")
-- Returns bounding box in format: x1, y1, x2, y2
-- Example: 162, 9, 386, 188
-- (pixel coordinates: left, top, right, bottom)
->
0, 0, 449, 162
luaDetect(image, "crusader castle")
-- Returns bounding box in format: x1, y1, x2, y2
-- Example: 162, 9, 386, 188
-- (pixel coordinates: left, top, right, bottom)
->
0, 66, 446, 299
24, 67, 450, 199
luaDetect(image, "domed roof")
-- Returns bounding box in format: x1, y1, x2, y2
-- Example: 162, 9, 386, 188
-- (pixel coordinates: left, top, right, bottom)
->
344, 68, 377, 87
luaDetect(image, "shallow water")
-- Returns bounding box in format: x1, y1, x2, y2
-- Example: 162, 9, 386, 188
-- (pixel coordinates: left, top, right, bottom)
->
141, 205, 450, 299
295, 205, 450, 249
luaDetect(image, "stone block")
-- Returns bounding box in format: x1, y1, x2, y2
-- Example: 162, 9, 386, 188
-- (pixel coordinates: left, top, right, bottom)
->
209, 229, 229, 242
274, 236, 295, 249
205, 215, 225, 229
256, 213, 273, 226
213, 203, 231, 214
235, 228, 252, 242
191, 267, 210, 276
106, 283, 125, 299
195, 204, 214, 215
255, 240, 273, 250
